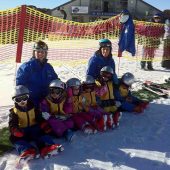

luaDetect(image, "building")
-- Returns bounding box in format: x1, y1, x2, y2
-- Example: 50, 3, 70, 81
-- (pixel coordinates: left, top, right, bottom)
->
50, 0, 162, 22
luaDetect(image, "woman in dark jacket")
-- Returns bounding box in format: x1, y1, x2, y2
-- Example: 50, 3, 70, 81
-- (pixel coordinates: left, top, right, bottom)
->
16, 40, 58, 107
86, 38, 118, 84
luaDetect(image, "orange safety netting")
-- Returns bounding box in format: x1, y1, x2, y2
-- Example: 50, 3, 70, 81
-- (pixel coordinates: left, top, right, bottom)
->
0, 6, 167, 63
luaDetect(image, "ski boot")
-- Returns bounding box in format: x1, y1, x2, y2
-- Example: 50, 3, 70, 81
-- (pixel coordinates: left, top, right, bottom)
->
95, 114, 107, 132
16, 148, 36, 169
83, 123, 97, 134
19, 148, 36, 161
140, 61, 146, 70
106, 114, 114, 129
64, 129, 75, 142
147, 61, 154, 70
40, 144, 64, 159
112, 111, 121, 128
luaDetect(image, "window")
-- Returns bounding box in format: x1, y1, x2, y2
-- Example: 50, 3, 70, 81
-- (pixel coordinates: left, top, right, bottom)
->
90, 0, 102, 11
103, 1, 109, 12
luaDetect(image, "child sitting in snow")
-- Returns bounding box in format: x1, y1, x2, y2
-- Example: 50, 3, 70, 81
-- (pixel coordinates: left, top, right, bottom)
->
40, 79, 74, 142
81, 75, 109, 132
95, 66, 122, 129
118, 72, 149, 113
64, 78, 97, 134
9, 85, 64, 161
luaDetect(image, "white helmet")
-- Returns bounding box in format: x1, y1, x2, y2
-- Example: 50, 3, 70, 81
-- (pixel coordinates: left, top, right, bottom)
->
121, 72, 135, 86
119, 9, 130, 24
100, 66, 114, 75
12, 85, 29, 99
66, 78, 81, 87
49, 79, 65, 89
83, 75, 95, 84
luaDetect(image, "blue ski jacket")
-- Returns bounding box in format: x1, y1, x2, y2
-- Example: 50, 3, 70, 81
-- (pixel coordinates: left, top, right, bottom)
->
16, 58, 58, 107
86, 52, 118, 84
118, 16, 136, 56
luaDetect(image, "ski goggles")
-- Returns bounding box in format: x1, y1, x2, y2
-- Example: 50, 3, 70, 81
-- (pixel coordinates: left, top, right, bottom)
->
82, 84, 95, 91
49, 88, 63, 95
100, 72, 113, 79
13, 94, 29, 103
72, 86, 80, 91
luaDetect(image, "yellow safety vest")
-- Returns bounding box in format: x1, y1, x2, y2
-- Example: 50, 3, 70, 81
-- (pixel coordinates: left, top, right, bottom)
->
13, 107, 36, 128
119, 84, 129, 97
71, 95, 83, 114
46, 98, 65, 115
82, 91, 97, 112
99, 81, 117, 113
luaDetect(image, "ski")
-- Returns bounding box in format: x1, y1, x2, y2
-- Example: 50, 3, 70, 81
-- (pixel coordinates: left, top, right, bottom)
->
143, 81, 170, 97
142, 85, 169, 98
144, 81, 170, 91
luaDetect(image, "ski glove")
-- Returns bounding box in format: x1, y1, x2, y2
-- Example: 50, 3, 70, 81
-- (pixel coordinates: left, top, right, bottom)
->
40, 121, 52, 134
133, 105, 143, 113
11, 127, 24, 137
115, 101, 122, 107
42, 112, 51, 120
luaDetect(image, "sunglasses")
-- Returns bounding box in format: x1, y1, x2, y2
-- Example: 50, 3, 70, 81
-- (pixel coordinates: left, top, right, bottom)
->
13, 95, 29, 103
49, 88, 63, 95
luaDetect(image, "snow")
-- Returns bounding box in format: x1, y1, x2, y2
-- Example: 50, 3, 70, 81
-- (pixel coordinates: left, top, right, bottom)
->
0, 57, 170, 170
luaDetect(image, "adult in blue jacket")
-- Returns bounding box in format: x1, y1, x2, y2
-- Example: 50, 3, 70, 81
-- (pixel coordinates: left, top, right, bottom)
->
86, 39, 118, 84
118, 9, 136, 57
16, 40, 58, 107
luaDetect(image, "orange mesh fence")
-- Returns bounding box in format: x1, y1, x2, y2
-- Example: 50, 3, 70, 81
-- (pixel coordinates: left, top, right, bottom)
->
0, 5, 168, 64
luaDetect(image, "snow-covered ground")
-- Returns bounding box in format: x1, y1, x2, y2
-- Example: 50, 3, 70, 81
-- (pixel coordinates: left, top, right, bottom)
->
0, 57, 170, 170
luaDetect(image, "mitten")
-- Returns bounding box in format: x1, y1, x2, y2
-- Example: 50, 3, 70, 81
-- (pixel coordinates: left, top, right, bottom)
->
40, 121, 52, 134
42, 112, 51, 120
11, 127, 24, 137
133, 105, 144, 113
115, 101, 122, 107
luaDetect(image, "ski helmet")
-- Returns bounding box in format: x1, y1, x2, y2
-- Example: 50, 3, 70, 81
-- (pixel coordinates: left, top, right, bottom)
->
66, 78, 81, 87
165, 19, 170, 26
121, 72, 135, 86
12, 85, 29, 99
119, 9, 130, 24
100, 66, 114, 75
83, 75, 95, 85
49, 79, 65, 90
99, 39, 112, 48
33, 40, 48, 51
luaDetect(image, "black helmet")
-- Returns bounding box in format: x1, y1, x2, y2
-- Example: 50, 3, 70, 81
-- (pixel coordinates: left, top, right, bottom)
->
33, 40, 48, 51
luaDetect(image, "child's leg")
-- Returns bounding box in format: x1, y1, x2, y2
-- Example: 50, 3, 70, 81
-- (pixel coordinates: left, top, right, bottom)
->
13, 140, 35, 156
63, 119, 74, 129
72, 114, 86, 130
48, 118, 67, 137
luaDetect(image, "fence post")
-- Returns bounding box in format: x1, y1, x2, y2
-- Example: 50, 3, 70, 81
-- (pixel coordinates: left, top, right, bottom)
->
16, 5, 26, 63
